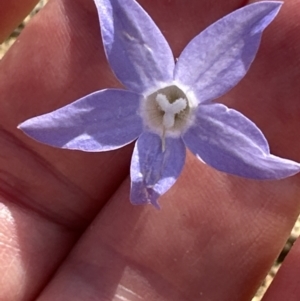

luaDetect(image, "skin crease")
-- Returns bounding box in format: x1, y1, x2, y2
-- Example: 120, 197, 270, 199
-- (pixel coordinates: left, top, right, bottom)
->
0, 0, 300, 300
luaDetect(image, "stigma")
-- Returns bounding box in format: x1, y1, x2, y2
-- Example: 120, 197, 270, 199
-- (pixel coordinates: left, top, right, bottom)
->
140, 84, 196, 142
156, 94, 187, 129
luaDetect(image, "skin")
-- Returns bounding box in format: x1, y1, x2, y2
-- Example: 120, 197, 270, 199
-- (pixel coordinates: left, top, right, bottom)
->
0, 0, 300, 300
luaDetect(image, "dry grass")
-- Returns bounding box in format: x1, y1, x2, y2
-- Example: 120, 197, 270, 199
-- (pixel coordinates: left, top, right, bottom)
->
0, 0, 47, 58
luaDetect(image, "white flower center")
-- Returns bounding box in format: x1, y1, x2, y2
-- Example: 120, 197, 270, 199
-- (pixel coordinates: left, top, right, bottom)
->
140, 85, 196, 144
156, 94, 187, 129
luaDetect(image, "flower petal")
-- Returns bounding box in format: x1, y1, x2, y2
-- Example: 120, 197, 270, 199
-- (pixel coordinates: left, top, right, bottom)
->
94, 0, 175, 94
19, 89, 143, 151
130, 131, 186, 208
183, 103, 300, 179
174, 1, 282, 103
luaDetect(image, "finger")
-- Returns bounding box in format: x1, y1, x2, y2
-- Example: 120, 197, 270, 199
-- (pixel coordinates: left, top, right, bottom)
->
34, 0, 300, 300
0, 198, 78, 301
0, 0, 133, 225
0, 0, 132, 299
261, 238, 300, 301
224, 0, 300, 160
0, 0, 39, 43
34, 171, 300, 301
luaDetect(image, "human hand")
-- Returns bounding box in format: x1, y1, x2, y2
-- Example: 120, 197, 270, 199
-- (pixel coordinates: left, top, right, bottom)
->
0, 0, 300, 300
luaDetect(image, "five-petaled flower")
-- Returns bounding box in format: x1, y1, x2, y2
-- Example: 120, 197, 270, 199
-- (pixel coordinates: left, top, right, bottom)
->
19, 0, 300, 208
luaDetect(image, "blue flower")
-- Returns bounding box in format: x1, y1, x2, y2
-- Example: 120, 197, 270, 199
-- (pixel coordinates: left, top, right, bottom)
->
19, 0, 300, 208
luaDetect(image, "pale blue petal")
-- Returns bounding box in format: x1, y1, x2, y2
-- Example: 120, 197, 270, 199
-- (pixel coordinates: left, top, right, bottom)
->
183, 103, 300, 179
19, 89, 143, 152
174, 1, 282, 103
130, 132, 186, 208
94, 0, 175, 94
